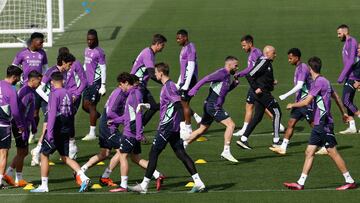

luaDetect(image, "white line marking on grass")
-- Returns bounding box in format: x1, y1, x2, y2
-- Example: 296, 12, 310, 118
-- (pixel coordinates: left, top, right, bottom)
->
53, 12, 88, 44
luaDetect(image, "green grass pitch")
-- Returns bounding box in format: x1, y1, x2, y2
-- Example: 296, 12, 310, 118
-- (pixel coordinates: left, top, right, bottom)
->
0, 0, 360, 202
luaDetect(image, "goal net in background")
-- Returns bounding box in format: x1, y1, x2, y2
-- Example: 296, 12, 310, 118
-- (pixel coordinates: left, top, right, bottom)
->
0, 0, 64, 48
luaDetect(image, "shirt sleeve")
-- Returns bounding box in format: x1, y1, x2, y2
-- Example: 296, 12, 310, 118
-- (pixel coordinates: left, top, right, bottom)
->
46, 93, 58, 142
98, 48, 106, 65
42, 51, 48, 66
12, 51, 23, 66
9, 89, 24, 129
235, 53, 257, 78
188, 69, 224, 96
309, 81, 322, 97
143, 50, 155, 68
246, 59, 267, 90
74, 61, 88, 97
134, 91, 143, 141
297, 65, 307, 82
338, 39, 357, 83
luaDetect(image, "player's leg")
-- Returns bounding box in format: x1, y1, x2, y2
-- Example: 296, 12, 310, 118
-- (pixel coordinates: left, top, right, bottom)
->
266, 101, 282, 145
340, 81, 357, 134
1, 126, 13, 187
142, 88, 160, 126
31, 102, 48, 166
82, 84, 101, 141
31, 144, 52, 193
184, 124, 210, 146
234, 89, 254, 136
219, 116, 238, 162
270, 118, 298, 155
265, 108, 285, 133
10, 147, 29, 186
0, 149, 9, 188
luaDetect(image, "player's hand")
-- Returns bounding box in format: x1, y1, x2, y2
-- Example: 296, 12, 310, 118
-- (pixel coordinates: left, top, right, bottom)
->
273, 80, 278, 85
353, 81, 360, 89
255, 88, 262, 94
286, 103, 293, 110
342, 113, 350, 123
279, 94, 286, 101
175, 83, 180, 90
72, 95, 77, 103
136, 103, 151, 113
99, 84, 106, 96
18, 127, 25, 134
107, 120, 113, 126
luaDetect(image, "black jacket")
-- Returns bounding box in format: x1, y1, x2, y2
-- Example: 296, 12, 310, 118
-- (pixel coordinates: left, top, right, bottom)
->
246, 56, 275, 92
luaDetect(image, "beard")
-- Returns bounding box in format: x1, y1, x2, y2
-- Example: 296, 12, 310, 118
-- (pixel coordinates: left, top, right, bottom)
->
230, 69, 236, 75
12, 80, 19, 85
340, 35, 346, 42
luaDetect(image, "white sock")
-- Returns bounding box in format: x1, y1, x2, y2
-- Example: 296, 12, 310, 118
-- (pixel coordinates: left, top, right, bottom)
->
193, 113, 202, 124
273, 137, 280, 143
152, 170, 160, 179
349, 120, 356, 129
280, 123, 285, 131
192, 173, 204, 187
69, 139, 76, 145
343, 172, 355, 183
223, 144, 230, 153
281, 138, 289, 150
6, 166, 14, 176
81, 164, 89, 172
241, 122, 249, 131
41, 177, 48, 188
185, 124, 192, 131
140, 177, 151, 190
297, 173, 307, 186
120, 176, 128, 188
180, 121, 186, 129
15, 172, 23, 182
89, 126, 96, 136
77, 170, 89, 182
0, 174, 3, 184
101, 167, 112, 178
240, 136, 248, 142
183, 141, 188, 149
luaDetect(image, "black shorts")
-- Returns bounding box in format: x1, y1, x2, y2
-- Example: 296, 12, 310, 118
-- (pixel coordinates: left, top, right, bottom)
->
180, 76, 197, 102
119, 136, 141, 154
34, 92, 45, 111
309, 123, 337, 148
246, 88, 256, 104
99, 111, 121, 149
342, 79, 357, 116
12, 122, 29, 148
200, 102, 229, 126
152, 131, 184, 152
73, 95, 82, 114
41, 101, 48, 122
83, 81, 101, 104
0, 126, 12, 149
290, 107, 313, 123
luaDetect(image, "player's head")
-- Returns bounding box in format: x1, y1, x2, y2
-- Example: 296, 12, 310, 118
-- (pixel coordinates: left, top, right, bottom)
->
27, 70, 42, 89
6, 65, 23, 85
224, 56, 239, 75
263, 45, 276, 60
151, 34, 167, 53
50, 72, 64, 88
117, 72, 134, 91
131, 74, 140, 86
287, 48, 301, 65
155, 62, 170, 81
337, 24, 349, 42
30, 32, 44, 50
87, 29, 99, 48
58, 47, 70, 55
308, 56, 322, 74
57, 52, 75, 71
241, 35, 254, 53
176, 29, 188, 46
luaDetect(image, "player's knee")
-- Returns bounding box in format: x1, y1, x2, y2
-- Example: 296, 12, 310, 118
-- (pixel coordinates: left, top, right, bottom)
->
227, 121, 236, 130
287, 120, 296, 128
304, 148, 315, 158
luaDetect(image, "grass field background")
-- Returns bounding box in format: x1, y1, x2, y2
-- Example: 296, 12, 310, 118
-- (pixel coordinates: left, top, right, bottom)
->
1, 0, 360, 202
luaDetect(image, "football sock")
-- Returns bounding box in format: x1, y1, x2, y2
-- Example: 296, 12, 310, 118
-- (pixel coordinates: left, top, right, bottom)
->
77, 170, 89, 182
349, 120, 356, 129
6, 166, 14, 176
81, 164, 89, 172
15, 172, 23, 182
343, 172, 355, 183
152, 170, 160, 179
41, 177, 48, 188
192, 173, 204, 187
89, 126, 96, 136
240, 136, 248, 142
281, 138, 289, 149
140, 177, 151, 190
120, 176, 128, 188
101, 167, 112, 178
297, 173, 307, 186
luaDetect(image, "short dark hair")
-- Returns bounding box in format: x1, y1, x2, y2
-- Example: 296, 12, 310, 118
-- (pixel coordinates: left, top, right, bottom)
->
176, 29, 188, 36
337, 24, 349, 30
241, 35, 254, 44
155, 62, 169, 76
308, 57, 322, 73
225, 56, 238, 62
51, 72, 64, 81
28, 70, 42, 79
88, 29, 99, 46
131, 74, 139, 84
152, 34, 167, 45
57, 52, 76, 66
30, 32, 44, 41
117, 72, 134, 85
6, 65, 23, 77
58, 47, 70, 55
287, 48, 301, 58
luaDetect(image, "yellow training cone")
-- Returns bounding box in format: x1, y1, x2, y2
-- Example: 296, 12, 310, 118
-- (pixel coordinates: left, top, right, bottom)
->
23, 184, 35, 190
195, 159, 207, 164
91, 184, 102, 189
96, 161, 105, 166
185, 182, 195, 188
49, 161, 55, 166
196, 136, 208, 142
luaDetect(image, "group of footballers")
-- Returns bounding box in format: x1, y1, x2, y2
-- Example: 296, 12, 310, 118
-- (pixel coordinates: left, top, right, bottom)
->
0, 23, 358, 193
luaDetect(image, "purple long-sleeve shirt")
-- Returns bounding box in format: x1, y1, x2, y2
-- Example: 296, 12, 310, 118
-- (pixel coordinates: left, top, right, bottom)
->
105, 88, 128, 133
189, 68, 239, 108
0, 80, 24, 128
84, 46, 106, 85
294, 62, 312, 102
41, 66, 65, 97
46, 88, 73, 141
66, 60, 88, 99
234, 47, 262, 78
122, 86, 143, 140
12, 48, 48, 82
338, 36, 358, 83
309, 76, 334, 125
179, 42, 198, 85
131, 47, 155, 86
17, 84, 36, 129
158, 80, 182, 132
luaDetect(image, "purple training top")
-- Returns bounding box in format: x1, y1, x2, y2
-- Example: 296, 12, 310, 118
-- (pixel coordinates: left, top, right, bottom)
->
189, 67, 239, 108
179, 42, 198, 85
84, 46, 106, 85
294, 62, 312, 102
122, 86, 143, 141
234, 47, 262, 78
338, 36, 358, 83
66, 60, 88, 99
309, 75, 334, 125
46, 88, 73, 141
0, 80, 24, 128
130, 47, 155, 86
12, 48, 48, 82
105, 88, 128, 134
